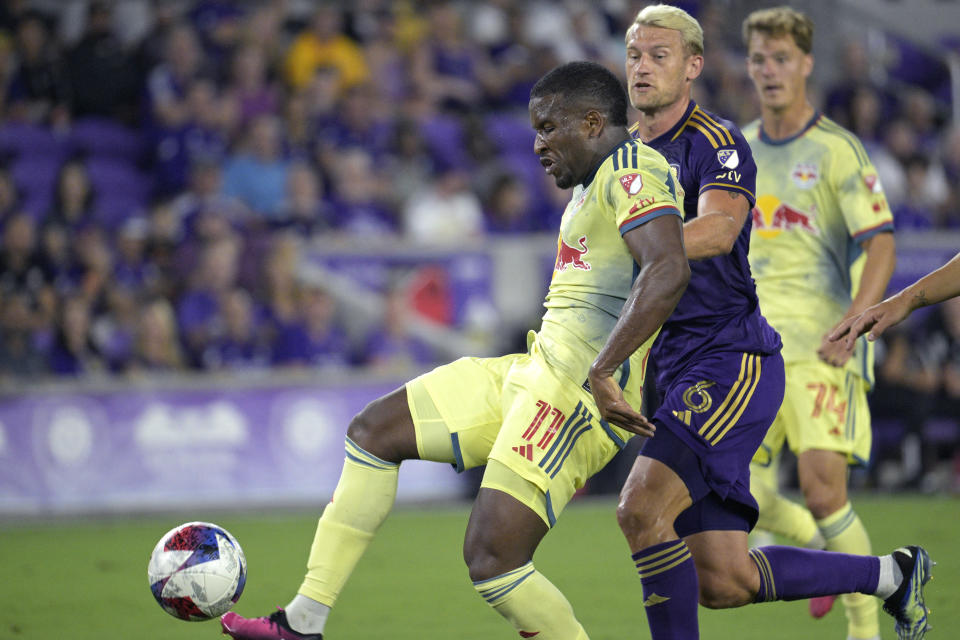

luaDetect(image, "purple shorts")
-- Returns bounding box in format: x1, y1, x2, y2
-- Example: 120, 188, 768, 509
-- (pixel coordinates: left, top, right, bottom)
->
640, 351, 785, 535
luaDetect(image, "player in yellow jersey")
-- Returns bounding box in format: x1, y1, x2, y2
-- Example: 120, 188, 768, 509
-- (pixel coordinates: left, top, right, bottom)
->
221, 60, 690, 640
742, 8, 903, 640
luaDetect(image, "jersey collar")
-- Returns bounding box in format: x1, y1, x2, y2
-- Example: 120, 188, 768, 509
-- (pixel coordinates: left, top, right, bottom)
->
758, 110, 822, 145
646, 100, 698, 147
580, 137, 632, 189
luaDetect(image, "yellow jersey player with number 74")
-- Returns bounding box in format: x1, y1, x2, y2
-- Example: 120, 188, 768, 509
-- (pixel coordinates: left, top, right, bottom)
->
743, 7, 932, 640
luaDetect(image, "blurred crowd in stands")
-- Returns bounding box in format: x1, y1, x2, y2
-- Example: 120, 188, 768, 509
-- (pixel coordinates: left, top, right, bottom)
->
0, 0, 958, 487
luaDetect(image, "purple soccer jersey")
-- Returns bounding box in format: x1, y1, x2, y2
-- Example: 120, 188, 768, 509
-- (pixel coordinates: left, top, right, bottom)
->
632, 102, 784, 531
632, 101, 781, 389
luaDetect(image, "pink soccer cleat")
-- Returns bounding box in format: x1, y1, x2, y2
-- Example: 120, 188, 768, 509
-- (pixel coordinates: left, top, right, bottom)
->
221, 609, 323, 640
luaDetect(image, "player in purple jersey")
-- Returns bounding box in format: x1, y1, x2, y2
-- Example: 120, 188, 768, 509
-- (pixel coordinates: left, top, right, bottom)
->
591, 6, 933, 640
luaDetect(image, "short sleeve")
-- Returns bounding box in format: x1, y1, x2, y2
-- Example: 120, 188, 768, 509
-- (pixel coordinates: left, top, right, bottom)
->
831, 141, 894, 241
607, 150, 683, 236
695, 132, 757, 208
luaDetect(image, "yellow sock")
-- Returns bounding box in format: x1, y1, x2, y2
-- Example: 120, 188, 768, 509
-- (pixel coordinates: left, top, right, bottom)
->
298, 437, 399, 607
817, 503, 878, 640
750, 461, 823, 548
474, 562, 589, 640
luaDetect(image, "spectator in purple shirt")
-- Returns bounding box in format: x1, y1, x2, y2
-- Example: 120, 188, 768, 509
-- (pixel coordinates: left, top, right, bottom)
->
273, 282, 351, 369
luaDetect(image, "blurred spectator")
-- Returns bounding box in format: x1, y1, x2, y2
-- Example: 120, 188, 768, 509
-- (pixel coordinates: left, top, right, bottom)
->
65, 1, 138, 123
401, 166, 484, 244
284, 5, 369, 94
91, 284, 139, 372
906, 298, 960, 489
71, 224, 112, 306
892, 156, 936, 229
170, 158, 249, 237
272, 280, 351, 369
315, 83, 394, 168
35, 217, 73, 291
6, 11, 70, 127
847, 85, 884, 148
46, 158, 96, 230
221, 113, 290, 219
361, 279, 434, 372
326, 146, 397, 235
0, 167, 21, 221
201, 286, 271, 371
188, 0, 245, 72
112, 216, 154, 291
273, 162, 334, 236
176, 233, 241, 366
223, 43, 279, 134
241, 3, 287, 71
0, 212, 55, 331
410, 3, 491, 114
258, 231, 301, 326
482, 172, 538, 234
357, 5, 410, 103
46, 293, 104, 375
130, 297, 185, 373
151, 76, 230, 196
0, 289, 47, 378
902, 87, 941, 155
144, 22, 206, 130
382, 117, 436, 208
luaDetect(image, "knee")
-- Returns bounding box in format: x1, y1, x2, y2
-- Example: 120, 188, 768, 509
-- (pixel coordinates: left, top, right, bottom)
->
346, 405, 383, 453
346, 395, 411, 462
801, 485, 844, 520
463, 538, 510, 583
616, 494, 670, 549
697, 572, 754, 609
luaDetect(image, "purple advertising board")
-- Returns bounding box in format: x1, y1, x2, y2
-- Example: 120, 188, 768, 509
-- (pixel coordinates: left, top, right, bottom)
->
0, 380, 466, 516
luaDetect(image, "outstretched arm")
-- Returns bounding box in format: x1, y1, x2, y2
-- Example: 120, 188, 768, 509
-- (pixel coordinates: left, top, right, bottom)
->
588, 214, 690, 436
830, 251, 960, 347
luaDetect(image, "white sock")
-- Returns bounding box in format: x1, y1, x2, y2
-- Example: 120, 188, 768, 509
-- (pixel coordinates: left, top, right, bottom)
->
874, 555, 903, 600
285, 593, 331, 634
805, 529, 826, 549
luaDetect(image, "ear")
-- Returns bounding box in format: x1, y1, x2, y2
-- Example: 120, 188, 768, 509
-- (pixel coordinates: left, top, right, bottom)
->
583, 109, 606, 138
686, 54, 704, 82
802, 53, 814, 78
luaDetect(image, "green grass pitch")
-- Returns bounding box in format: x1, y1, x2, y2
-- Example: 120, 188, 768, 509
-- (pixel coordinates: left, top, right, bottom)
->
0, 494, 955, 639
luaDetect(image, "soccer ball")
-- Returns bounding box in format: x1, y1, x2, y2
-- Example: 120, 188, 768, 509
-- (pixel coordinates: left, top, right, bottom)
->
147, 521, 247, 621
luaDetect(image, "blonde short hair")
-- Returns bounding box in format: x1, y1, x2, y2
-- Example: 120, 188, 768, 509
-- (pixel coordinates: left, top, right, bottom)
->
742, 6, 814, 54
627, 4, 704, 56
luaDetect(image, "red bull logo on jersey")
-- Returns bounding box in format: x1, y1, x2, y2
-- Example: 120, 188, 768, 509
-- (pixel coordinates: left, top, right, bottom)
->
791, 162, 819, 189
555, 235, 592, 271
752, 194, 819, 238
619, 173, 643, 195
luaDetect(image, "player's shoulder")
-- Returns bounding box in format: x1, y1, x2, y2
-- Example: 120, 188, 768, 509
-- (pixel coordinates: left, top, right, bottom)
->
681, 104, 746, 150
809, 114, 872, 166
601, 138, 670, 175
741, 118, 761, 141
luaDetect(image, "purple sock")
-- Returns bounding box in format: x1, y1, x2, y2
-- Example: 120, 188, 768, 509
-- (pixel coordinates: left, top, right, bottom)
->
633, 540, 699, 640
749, 546, 880, 602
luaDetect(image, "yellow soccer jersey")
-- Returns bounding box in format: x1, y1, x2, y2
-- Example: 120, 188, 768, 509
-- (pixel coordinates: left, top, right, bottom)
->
538, 138, 682, 394
744, 113, 894, 383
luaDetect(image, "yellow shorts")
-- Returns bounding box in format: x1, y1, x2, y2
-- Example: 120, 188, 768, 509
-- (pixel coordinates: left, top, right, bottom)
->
752, 361, 871, 466
406, 345, 636, 527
